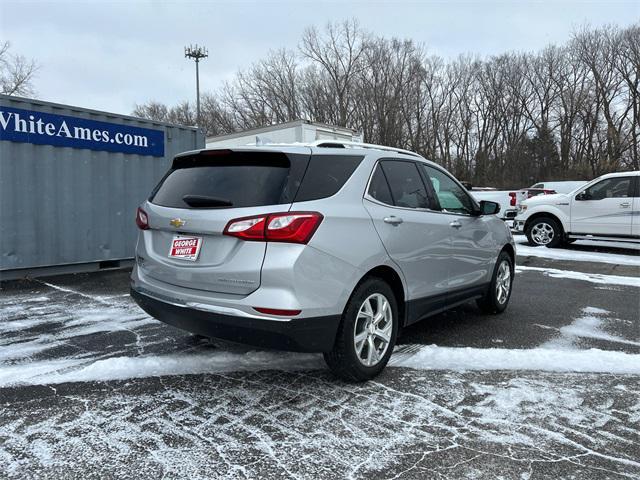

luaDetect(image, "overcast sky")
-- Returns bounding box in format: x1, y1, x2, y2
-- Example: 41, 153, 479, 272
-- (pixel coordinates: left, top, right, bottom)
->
2, 0, 638, 115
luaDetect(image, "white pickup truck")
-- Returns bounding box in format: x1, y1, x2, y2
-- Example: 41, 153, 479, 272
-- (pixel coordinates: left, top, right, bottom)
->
470, 189, 528, 225
514, 171, 640, 247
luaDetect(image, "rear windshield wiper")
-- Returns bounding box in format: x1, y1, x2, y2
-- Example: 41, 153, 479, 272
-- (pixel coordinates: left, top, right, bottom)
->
182, 195, 233, 208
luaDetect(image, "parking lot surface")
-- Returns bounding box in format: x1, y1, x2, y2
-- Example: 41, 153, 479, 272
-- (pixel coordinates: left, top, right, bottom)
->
1, 236, 639, 479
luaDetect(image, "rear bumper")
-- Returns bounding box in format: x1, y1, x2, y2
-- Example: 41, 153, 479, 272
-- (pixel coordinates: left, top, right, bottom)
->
130, 287, 341, 353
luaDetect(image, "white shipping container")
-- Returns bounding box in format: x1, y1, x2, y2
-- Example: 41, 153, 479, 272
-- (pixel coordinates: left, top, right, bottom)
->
206, 119, 362, 148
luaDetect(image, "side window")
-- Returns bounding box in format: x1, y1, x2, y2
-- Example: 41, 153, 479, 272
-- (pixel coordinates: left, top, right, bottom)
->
294, 155, 364, 202
422, 165, 476, 215
582, 177, 632, 200
380, 160, 430, 209
367, 165, 394, 205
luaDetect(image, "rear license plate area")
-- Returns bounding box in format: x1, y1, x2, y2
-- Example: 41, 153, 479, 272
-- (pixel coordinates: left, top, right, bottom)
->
169, 235, 203, 261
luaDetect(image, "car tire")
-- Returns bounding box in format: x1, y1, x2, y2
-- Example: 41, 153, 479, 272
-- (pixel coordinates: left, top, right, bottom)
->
525, 217, 563, 248
476, 251, 514, 314
324, 277, 398, 382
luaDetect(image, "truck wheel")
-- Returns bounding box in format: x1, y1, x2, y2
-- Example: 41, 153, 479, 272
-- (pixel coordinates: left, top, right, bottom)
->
324, 278, 398, 382
525, 217, 562, 248
477, 251, 514, 314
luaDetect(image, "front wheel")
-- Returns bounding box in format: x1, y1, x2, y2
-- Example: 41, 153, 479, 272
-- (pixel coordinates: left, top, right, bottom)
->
324, 278, 398, 382
477, 251, 514, 314
525, 217, 563, 248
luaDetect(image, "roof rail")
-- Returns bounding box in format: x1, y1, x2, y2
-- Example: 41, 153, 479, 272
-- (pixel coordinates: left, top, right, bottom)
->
310, 140, 422, 158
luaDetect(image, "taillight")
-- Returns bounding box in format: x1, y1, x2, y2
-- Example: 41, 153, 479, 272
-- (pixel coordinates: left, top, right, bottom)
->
136, 207, 149, 230
223, 215, 266, 240
223, 211, 323, 244
265, 212, 323, 243
509, 192, 517, 206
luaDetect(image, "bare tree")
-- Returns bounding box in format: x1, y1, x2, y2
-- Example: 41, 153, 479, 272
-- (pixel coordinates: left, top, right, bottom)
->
0, 41, 38, 96
300, 19, 367, 127
133, 20, 638, 187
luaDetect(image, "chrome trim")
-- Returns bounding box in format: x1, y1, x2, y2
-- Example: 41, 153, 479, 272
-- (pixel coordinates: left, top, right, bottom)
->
185, 302, 292, 322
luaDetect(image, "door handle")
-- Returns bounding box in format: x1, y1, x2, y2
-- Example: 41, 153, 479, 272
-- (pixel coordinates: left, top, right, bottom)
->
619, 202, 631, 208
449, 220, 462, 229
383, 216, 403, 225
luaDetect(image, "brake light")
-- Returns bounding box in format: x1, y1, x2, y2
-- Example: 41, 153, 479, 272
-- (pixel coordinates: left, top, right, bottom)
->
223, 211, 323, 244
136, 207, 149, 230
253, 307, 301, 316
509, 192, 517, 206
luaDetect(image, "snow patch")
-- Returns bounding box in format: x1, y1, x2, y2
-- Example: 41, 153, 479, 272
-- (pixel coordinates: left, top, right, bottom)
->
2, 344, 639, 387
0, 351, 325, 387
543, 307, 640, 348
515, 240, 640, 266
392, 345, 640, 375
516, 265, 640, 287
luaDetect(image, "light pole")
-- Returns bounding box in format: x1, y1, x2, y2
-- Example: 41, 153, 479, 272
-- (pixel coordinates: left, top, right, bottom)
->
184, 44, 208, 126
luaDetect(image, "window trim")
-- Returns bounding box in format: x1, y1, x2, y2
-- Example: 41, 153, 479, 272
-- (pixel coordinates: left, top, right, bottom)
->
420, 163, 480, 217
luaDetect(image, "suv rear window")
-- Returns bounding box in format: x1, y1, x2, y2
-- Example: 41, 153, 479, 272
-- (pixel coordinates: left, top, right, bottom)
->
150, 151, 309, 209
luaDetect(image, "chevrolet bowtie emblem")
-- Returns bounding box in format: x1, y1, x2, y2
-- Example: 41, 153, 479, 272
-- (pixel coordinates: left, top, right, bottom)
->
170, 218, 186, 228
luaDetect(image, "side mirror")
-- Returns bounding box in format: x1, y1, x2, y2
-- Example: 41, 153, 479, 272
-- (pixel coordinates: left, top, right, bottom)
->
479, 200, 500, 216
575, 192, 589, 201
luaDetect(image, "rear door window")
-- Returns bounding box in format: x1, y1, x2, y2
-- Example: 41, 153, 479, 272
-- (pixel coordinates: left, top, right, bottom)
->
150, 151, 309, 209
294, 154, 364, 202
380, 160, 430, 209
367, 165, 394, 205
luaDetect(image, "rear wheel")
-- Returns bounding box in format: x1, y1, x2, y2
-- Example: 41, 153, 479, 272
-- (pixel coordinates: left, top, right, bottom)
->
324, 278, 398, 382
477, 251, 514, 314
525, 217, 562, 248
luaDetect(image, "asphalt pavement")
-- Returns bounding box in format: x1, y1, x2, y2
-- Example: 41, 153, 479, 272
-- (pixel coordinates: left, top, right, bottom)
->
1, 236, 638, 479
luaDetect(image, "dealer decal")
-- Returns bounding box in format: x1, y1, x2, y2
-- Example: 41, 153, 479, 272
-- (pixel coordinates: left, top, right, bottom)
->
169, 236, 203, 261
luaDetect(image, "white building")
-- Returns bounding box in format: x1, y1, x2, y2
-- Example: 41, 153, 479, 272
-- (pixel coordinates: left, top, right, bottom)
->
206, 119, 363, 148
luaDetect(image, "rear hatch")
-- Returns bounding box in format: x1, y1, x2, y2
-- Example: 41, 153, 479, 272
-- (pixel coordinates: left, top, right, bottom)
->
140, 149, 310, 295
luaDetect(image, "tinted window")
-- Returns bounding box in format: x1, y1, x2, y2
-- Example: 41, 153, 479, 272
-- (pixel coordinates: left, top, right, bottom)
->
367, 165, 393, 205
380, 161, 430, 209
294, 154, 364, 202
582, 177, 633, 200
422, 165, 476, 215
150, 151, 308, 209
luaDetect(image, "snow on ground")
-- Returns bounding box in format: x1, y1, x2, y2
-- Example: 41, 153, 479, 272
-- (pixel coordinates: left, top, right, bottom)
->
515, 265, 640, 287
1, 244, 639, 478
540, 307, 640, 349
1, 370, 638, 479
0, 259, 639, 388
2, 343, 639, 388
1, 288, 639, 386
514, 236, 640, 266
391, 345, 640, 374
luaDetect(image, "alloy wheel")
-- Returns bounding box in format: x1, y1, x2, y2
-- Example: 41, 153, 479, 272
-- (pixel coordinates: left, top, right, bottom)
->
495, 260, 512, 305
353, 293, 393, 367
531, 222, 555, 245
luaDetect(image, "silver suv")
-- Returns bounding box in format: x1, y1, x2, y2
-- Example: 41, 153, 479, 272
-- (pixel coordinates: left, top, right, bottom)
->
131, 142, 515, 381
